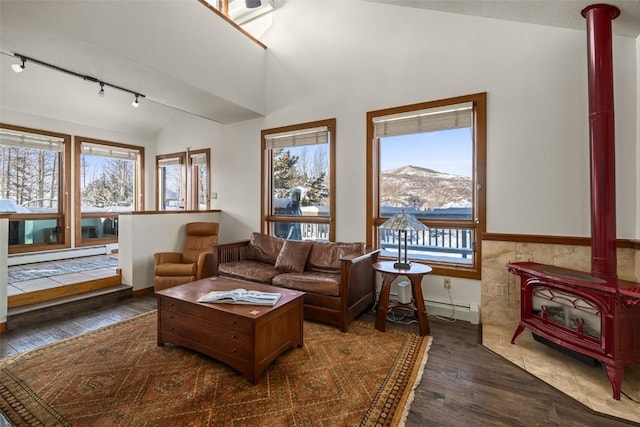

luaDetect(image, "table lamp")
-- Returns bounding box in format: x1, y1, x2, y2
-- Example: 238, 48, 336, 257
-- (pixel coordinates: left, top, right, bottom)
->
379, 210, 428, 269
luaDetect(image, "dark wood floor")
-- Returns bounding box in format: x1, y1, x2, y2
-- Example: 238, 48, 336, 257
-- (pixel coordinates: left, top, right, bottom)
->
0, 297, 636, 426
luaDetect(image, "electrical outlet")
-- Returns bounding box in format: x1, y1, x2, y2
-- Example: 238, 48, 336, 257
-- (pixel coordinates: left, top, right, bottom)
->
444, 278, 451, 289
496, 284, 505, 297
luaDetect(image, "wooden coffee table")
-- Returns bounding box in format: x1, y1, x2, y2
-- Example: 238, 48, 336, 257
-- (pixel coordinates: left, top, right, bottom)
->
156, 276, 304, 384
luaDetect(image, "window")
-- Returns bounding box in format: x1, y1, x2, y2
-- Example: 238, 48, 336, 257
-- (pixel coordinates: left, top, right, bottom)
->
205, 0, 274, 25
156, 152, 186, 210
366, 93, 486, 279
262, 119, 335, 241
190, 149, 211, 210
75, 136, 144, 246
156, 149, 210, 211
1, 124, 71, 253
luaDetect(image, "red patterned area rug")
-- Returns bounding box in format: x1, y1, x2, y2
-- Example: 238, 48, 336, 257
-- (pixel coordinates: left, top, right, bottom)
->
0, 311, 431, 426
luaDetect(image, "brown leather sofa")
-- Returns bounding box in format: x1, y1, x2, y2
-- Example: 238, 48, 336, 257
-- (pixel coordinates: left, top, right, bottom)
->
210, 232, 380, 332
154, 222, 219, 291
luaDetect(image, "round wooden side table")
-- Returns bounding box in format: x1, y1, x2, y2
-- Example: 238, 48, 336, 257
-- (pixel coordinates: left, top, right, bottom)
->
373, 261, 432, 336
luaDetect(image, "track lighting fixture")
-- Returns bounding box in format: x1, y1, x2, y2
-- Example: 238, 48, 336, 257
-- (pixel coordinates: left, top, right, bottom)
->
11, 56, 26, 73
9, 52, 146, 107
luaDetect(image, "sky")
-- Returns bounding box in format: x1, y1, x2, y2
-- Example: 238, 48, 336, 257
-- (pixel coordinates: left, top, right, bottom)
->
380, 128, 472, 177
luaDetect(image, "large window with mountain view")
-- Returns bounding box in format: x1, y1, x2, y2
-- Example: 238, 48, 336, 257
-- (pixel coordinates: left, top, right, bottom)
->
1, 124, 72, 253
261, 119, 335, 242
75, 136, 144, 246
366, 93, 486, 279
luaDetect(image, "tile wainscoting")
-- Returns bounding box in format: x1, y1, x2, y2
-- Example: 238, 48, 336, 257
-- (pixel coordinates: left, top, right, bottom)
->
481, 240, 638, 325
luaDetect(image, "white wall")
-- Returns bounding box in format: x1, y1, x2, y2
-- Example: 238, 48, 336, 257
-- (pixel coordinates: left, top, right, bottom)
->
260, 1, 637, 240
155, 114, 223, 154
212, 0, 637, 314
212, 118, 264, 240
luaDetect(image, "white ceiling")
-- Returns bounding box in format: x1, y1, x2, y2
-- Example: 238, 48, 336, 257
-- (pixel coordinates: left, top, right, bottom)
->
0, 0, 265, 139
1, 1, 639, 140
367, 0, 640, 37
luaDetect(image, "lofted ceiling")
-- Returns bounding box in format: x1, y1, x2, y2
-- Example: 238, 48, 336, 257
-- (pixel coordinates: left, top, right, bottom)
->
366, 0, 640, 37
0, 0, 266, 139
1, 1, 639, 140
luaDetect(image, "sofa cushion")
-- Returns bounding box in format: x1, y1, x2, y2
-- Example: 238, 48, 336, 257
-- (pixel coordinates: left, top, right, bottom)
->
275, 240, 313, 273
306, 242, 365, 273
249, 233, 284, 265
272, 271, 341, 297
218, 260, 281, 284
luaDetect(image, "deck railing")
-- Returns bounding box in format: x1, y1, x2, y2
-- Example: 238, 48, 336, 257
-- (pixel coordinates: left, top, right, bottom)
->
379, 227, 474, 264
271, 204, 475, 264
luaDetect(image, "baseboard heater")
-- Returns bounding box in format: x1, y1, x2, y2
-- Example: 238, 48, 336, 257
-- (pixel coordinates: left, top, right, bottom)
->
424, 298, 480, 324
378, 290, 480, 324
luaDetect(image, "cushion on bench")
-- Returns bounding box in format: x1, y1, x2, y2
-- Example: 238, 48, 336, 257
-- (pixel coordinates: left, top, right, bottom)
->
275, 240, 313, 272
306, 242, 365, 273
272, 271, 341, 296
248, 232, 284, 264
218, 260, 281, 284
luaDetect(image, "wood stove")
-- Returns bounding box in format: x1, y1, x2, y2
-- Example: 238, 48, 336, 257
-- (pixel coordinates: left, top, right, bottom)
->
508, 4, 640, 401
508, 262, 640, 400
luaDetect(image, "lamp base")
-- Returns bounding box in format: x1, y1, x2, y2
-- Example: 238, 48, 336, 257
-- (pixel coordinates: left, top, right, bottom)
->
393, 262, 411, 270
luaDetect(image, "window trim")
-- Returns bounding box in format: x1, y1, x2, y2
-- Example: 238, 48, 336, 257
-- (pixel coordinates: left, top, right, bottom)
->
196, 0, 267, 49
156, 152, 186, 211
75, 136, 145, 247
1, 123, 71, 254
366, 93, 486, 279
189, 148, 211, 211
261, 118, 336, 241
155, 149, 211, 211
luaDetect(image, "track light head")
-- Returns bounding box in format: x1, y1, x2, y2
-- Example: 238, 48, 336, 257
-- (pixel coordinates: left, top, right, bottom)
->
12, 57, 26, 73
98, 83, 105, 97
131, 94, 140, 108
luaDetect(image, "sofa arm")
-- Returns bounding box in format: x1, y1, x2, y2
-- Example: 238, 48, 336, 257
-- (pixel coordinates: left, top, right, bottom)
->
210, 240, 251, 275
154, 252, 182, 266
339, 248, 381, 306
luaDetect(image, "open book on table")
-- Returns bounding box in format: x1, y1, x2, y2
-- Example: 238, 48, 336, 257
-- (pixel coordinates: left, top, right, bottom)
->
197, 288, 282, 306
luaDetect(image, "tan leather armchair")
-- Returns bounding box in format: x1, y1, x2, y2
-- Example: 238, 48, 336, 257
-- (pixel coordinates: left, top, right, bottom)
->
154, 222, 219, 291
